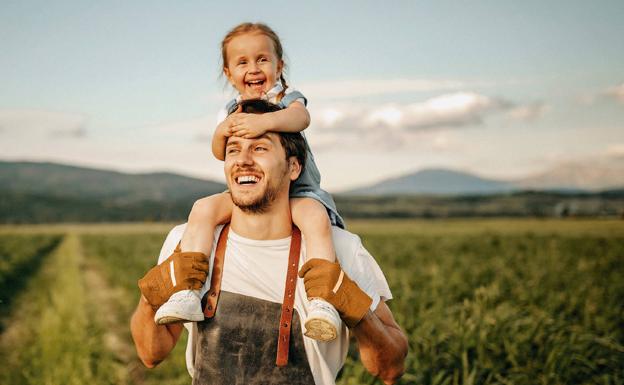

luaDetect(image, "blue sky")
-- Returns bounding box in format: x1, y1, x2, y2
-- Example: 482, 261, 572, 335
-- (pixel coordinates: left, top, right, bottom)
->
1, 1, 623, 191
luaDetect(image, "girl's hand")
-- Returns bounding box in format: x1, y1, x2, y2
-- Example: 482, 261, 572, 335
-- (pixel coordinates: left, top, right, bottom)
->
216, 118, 233, 138
228, 113, 272, 138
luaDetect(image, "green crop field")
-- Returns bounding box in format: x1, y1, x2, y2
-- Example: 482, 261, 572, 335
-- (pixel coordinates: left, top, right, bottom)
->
0, 219, 623, 385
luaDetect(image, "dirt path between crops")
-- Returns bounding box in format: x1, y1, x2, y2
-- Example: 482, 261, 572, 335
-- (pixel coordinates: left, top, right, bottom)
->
78, 237, 146, 385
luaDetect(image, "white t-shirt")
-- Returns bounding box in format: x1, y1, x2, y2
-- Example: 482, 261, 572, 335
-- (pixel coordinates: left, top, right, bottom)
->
156, 224, 392, 385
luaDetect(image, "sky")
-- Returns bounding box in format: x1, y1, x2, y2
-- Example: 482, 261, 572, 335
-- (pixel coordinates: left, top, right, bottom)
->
1, 1, 623, 192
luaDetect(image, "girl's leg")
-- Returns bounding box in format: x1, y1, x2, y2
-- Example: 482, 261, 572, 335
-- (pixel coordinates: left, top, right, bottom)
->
291, 197, 340, 341
180, 192, 233, 254
155, 192, 233, 325
290, 197, 336, 263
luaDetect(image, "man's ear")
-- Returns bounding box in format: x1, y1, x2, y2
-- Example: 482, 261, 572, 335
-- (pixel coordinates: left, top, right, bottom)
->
288, 156, 302, 181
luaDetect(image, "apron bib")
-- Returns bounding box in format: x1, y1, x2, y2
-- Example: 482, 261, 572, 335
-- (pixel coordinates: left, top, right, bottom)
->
191, 224, 316, 385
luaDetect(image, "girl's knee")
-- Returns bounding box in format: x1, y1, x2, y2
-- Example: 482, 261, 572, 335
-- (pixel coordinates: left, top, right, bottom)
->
291, 198, 331, 230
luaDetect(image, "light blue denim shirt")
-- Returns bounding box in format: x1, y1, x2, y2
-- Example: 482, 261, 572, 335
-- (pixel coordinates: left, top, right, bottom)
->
225, 84, 344, 228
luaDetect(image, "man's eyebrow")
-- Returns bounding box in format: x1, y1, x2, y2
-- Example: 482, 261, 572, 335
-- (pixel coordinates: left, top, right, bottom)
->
255, 134, 273, 143
226, 139, 241, 148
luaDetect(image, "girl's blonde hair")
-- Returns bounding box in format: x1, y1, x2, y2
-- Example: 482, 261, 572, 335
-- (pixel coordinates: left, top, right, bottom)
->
221, 22, 288, 100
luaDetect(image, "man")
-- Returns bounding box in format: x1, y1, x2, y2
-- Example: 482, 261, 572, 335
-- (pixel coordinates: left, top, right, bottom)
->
130, 101, 408, 385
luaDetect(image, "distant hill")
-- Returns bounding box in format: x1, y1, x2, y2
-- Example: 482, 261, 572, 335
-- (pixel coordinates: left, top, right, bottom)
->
345, 168, 514, 195
344, 159, 624, 196
0, 161, 225, 203
514, 159, 624, 191
0, 161, 226, 223
1, 160, 623, 223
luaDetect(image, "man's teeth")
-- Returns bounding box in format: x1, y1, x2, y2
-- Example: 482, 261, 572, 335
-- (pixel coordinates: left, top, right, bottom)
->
237, 175, 259, 184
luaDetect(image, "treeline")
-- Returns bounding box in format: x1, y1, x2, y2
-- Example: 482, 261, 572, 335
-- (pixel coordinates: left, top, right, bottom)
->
0, 191, 194, 223
2, 190, 624, 224
334, 190, 624, 219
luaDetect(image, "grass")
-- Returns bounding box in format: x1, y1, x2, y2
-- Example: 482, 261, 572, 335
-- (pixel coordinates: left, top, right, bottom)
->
80, 233, 191, 385
1, 219, 623, 384
0, 234, 120, 385
0, 234, 61, 325
339, 225, 624, 384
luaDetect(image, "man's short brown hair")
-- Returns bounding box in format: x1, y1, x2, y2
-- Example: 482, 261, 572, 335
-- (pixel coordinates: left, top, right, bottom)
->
234, 99, 307, 169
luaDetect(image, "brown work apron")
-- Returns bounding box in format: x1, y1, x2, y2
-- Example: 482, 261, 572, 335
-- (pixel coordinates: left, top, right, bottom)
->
191, 224, 316, 385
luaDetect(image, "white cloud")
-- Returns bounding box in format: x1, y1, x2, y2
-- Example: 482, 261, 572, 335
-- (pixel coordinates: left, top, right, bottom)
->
604, 83, 624, 104
307, 92, 552, 153
0, 109, 87, 138
143, 115, 217, 142
314, 92, 509, 132
298, 78, 469, 101
605, 143, 624, 158
507, 103, 548, 121
582, 82, 624, 105
307, 92, 517, 151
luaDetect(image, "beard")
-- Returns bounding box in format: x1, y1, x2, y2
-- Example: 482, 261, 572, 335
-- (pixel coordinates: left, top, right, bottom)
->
231, 182, 279, 214
230, 164, 289, 214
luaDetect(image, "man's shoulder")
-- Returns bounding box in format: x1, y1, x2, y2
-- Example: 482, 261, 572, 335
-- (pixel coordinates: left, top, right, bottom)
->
166, 223, 187, 244
156, 223, 187, 264
330, 226, 363, 258
331, 226, 360, 243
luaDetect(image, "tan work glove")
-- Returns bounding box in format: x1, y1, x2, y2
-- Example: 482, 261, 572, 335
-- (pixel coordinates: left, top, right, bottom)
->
298, 259, 373, 328
138, 247, 209, 310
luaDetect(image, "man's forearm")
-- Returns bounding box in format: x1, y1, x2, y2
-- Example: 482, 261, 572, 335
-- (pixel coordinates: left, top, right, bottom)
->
130, 296, 183, 368
352, 303, 408, 385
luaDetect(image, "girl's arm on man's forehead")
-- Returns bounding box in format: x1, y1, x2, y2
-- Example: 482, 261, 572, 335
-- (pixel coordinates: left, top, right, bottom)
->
213, 101, 309, 160
228, 101, 310, 139
262, 101, 310, 133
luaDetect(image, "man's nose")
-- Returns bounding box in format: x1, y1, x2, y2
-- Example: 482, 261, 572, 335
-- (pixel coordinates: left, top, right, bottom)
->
235, 148, 254, 166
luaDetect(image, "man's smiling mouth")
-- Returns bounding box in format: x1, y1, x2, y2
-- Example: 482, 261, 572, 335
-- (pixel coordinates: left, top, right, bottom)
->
235, 174, 260, 185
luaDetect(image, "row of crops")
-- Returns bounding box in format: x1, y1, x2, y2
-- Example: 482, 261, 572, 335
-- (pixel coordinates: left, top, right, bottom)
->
0, 234, 61, 321
0, 220, 623, 384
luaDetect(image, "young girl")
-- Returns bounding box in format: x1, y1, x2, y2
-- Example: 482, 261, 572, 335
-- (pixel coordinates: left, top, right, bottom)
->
154, 23, 345, 342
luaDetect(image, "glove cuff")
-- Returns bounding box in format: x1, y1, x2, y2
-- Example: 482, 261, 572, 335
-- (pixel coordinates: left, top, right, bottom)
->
339, 276, 373, 328
138, 274, 167, 310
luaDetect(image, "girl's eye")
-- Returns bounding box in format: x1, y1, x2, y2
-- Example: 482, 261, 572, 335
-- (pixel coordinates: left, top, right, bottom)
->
258, 57, 268, 63
238, 60, 247, 65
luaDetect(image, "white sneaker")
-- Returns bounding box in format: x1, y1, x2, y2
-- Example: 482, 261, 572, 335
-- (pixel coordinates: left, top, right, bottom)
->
304, 298, 341, 342
154, 289, 204, 325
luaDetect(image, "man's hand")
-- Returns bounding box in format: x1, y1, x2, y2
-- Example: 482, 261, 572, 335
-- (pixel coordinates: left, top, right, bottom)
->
298, 259, 373, 328
138, 250, 209, 310
229, 112, 272, 138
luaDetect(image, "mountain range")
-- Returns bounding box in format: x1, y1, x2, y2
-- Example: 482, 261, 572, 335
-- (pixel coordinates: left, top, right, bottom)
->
2, 158, 623, 200
1, 159, 623, 222
0, 161, 226, 223
0, 161, 225, 203
344, 158, 624, 195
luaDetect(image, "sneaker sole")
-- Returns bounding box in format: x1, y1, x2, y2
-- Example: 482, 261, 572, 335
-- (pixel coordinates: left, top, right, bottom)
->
155, 312, 204, 325
304, 318, 337, 341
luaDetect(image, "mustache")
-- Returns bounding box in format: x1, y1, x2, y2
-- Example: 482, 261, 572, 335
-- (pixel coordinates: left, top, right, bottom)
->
231, 164, 263, 175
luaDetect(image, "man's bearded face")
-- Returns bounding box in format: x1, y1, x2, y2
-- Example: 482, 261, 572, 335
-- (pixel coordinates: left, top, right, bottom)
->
224, 134, 292, 213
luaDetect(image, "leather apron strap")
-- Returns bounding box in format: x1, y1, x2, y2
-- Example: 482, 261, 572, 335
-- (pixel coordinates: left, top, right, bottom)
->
202, 223, 302, 366
277, 225, 301, 366
203, 223, 230, 318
